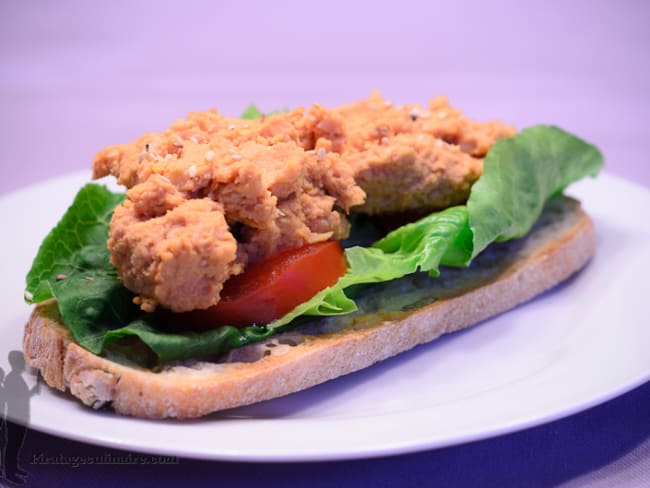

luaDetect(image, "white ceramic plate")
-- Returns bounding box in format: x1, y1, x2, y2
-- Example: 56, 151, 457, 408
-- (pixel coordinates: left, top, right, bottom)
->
1, 171, 649, 462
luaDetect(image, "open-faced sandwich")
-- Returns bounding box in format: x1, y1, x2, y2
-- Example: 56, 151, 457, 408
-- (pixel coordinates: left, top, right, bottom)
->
22, 92, 603, 418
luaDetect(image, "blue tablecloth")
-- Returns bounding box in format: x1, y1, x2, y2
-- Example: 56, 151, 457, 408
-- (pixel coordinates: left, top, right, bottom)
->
4, 380, 649, 487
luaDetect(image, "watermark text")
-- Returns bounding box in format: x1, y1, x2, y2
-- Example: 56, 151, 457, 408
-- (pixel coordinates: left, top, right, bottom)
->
31, 452, 179, 469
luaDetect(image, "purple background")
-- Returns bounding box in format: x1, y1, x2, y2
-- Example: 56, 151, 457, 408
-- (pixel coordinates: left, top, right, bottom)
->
1, 0, 649, 195
2, 1, 650, 486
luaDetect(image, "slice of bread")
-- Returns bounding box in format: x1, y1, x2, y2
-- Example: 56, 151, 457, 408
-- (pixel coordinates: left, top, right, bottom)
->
23, 196, 595, 419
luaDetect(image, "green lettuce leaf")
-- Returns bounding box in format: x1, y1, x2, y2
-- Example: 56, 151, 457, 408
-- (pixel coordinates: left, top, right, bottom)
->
240, 104, 263, 120
468, 125, 603, 258
102, 320, 276, 363
24, 125, 603, 363
25, 184, 124, 303
240, 104, 288, 120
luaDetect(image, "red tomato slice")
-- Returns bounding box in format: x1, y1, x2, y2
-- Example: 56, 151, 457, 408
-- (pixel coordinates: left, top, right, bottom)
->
164, 241, 347, 330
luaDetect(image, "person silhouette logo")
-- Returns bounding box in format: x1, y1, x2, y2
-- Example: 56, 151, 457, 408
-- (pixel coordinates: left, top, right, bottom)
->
0, 366, 6, 483
0, 351, 40, 486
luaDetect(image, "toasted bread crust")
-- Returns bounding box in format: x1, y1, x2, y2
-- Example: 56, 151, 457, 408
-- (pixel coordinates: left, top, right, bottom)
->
23, 197, 595, 419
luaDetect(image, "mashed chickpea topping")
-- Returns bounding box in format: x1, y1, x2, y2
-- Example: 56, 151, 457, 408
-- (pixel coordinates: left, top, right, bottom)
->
93, 92, 514, 312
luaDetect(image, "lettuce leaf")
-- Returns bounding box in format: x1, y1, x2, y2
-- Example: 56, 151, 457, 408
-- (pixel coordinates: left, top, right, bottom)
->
24, 125, 603, 363
25, 184, 124, 303
240, 104, 288, 120
240, 104, 263, 120
467, 125, 603, 257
